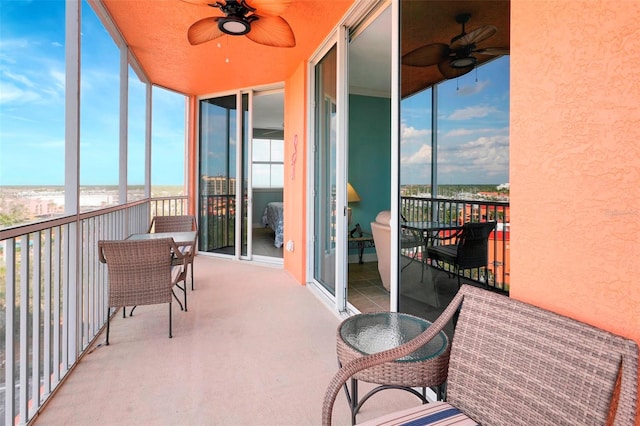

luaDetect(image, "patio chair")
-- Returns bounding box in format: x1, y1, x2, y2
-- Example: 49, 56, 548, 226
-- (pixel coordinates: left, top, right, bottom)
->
98, 238, 187, 344
322, 284, 639, 426
148, 215, 198, 290
426, 221, 495, 288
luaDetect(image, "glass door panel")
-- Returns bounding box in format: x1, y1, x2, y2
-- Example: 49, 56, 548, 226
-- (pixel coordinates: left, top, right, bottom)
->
250, 90, 284, 259
313, 45, 338, 295
240, 93, 248, 257
346, 6, 392, 312
199, 95, 238, 255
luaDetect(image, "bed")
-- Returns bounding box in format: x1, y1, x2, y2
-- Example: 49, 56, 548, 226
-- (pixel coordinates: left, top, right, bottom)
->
261, 202, 284, 248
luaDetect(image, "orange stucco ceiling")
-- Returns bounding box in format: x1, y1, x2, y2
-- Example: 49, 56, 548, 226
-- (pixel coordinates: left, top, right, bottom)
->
102, 0, 354, 96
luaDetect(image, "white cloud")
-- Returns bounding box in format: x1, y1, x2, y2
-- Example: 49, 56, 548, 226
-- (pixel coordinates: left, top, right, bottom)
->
50, 69, 65, 91
437, 133, 509, 177
401, 144, 432, 165
0, 38, 30, 51
401, 122, 430, 145
448, 105, 498, 120
0, 82, 41, 104
445, 128, 475, 137
445, 126, 508, 138
456, 79, 489, 96
3, 70, 35, 88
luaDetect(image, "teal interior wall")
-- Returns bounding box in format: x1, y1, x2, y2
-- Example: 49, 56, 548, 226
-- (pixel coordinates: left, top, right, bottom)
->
348, 94, 391, 243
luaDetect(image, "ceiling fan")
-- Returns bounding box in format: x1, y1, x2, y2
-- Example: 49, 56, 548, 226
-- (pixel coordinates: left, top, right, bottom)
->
402, 13, 509, 79
182, 0, 296, 48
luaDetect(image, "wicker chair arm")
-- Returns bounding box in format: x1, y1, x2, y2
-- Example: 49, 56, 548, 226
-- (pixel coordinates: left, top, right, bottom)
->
147, 217, 156, 233
98, 241, 107, 264
170, 239, 185, 262
321, 287, 468, 426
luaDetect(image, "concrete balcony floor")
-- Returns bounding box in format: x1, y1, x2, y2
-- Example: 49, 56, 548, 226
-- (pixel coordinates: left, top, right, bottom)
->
33, 256, 423, 425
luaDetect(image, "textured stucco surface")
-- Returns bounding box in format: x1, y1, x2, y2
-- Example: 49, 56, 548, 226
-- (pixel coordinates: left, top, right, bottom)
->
283, 62, 308, 283
510, 0, 640, 416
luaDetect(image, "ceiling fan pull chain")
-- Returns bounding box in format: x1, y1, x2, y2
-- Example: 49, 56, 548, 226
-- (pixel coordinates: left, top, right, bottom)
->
225, 36, 230, 63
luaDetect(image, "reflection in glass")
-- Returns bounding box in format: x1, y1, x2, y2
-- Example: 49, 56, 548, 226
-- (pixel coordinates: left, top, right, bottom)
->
399, 0, 510, 319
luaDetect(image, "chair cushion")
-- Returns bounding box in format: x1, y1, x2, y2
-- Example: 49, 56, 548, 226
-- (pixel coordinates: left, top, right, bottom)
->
427, 244, 458, 263
357, 401, 478, 426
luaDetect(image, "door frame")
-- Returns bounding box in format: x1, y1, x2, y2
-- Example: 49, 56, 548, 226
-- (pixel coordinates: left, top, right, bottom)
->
306, 0, 395, 314
196, 84, 285, 262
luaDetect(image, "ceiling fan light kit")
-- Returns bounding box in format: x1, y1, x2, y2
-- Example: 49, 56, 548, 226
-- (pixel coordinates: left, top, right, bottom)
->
450, 56, 476, 69
218, 15, 253, 35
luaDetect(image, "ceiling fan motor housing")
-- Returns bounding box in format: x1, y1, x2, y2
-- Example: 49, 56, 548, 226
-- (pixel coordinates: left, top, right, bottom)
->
216, 0, 257, 35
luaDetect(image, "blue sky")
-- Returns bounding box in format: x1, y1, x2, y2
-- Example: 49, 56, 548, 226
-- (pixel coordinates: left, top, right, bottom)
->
0, 0, 186, 186
401, 56, 510, 186
0, 1, 508, 188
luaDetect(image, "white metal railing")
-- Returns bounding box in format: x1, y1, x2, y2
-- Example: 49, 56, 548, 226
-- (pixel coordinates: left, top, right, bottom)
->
0, 196, 187, 425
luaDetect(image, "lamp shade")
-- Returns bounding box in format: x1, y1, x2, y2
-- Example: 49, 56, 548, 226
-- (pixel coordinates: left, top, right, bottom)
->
347, 183, 361, 203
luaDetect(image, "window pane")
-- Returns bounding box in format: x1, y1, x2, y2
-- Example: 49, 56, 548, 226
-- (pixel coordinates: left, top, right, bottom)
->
80, 0, 120, 210
151, 86, 185, 197
271, 164, 284, 188
253, 139, 270, 161
271, 139, 284, 162
252, 164, 270, 188
128, 65, 146, 202
0, 0, 66, 228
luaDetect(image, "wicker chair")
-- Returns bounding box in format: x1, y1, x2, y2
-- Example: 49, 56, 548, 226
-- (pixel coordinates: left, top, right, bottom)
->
98, 238, 186, 344
322, 284, 638, 426
148, 215, 198, 290
427, 221, 496, 288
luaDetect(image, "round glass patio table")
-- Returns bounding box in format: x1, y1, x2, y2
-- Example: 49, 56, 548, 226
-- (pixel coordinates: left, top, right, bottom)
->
336, 312, 450, 425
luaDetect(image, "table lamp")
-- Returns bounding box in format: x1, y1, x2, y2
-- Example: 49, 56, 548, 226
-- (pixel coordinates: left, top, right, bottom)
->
347, 182, 361, 225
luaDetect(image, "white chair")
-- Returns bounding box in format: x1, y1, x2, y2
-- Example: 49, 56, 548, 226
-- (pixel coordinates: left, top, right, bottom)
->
371, 211, 423, 291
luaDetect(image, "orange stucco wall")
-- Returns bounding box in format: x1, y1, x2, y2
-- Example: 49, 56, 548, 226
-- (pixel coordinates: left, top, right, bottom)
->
511, 1, 640, 418
283, 62, 308, 283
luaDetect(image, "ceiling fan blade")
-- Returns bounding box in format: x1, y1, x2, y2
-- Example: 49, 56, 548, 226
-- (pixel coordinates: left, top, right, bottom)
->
474, 46, 510, 56
437, 60, 474, 79
245, 15, 295, 47
450, 25, 497, 49
402, 43, 449, 67
245, 0, 292, 16
188, 17, 224, 45
181, 0, 225, 5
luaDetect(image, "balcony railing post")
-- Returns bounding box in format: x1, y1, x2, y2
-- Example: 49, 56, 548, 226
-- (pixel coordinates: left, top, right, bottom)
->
5, 239, 16, 426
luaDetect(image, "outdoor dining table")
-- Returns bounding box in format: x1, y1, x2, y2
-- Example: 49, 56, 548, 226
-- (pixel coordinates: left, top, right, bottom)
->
127, 230, 197, 310
401, 222, 462, 280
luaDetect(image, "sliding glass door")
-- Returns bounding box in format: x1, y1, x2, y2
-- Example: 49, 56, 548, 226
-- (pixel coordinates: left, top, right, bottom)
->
313, 45, 339, 296
198, 94, 248, 257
